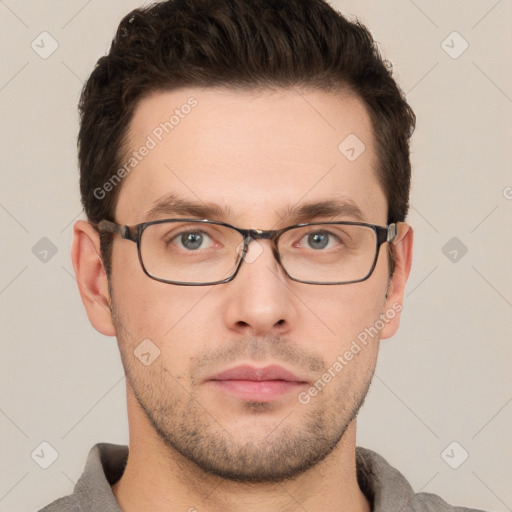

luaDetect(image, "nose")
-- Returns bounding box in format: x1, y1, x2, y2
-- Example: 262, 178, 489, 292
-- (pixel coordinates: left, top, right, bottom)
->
222, 238, 297, 336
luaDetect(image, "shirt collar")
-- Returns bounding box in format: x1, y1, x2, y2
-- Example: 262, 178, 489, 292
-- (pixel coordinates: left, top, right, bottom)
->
74, 443, 415, 511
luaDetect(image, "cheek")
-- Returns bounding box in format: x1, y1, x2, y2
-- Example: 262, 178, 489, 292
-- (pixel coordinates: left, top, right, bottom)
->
301, 278, 388, 346
110, 259, 215, 370
110, 240, 175, 330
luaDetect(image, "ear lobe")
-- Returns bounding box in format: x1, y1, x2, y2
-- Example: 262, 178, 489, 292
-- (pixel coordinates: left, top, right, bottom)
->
381, 223, 413, 340
71, 220, 116, 336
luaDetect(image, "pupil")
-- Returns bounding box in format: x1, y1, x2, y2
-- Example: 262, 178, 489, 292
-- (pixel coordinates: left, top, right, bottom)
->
182, 232, 203, 249
308, 232, 328, 249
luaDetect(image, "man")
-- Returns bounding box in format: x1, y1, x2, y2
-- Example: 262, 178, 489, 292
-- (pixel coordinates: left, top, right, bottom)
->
39, 0, 486, 510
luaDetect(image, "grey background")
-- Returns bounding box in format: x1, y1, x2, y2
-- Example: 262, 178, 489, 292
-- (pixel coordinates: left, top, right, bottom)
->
1, 1, 511, 511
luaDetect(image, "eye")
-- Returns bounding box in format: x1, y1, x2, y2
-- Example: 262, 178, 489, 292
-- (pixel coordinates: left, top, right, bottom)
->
302, 230, 340, 250
172, 231, 215, 250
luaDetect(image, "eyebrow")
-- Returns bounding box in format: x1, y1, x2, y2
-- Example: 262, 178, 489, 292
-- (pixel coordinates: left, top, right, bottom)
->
278, 199, 365, 224
144, 194, 234, 220
143, 193, 365, 224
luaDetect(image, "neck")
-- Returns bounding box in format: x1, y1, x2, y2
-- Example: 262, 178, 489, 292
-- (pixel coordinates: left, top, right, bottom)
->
112, 388, 370, 512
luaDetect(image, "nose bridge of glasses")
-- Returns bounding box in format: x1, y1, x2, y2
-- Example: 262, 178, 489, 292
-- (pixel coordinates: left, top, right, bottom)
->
238, 229, 282, 264
245, 228, 275, 240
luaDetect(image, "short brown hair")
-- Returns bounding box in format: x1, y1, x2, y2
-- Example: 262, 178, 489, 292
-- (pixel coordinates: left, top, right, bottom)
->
78, 0, 415, 274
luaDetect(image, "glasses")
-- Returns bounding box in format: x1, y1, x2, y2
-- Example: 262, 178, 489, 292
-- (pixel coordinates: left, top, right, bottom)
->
97, 218, 399, 286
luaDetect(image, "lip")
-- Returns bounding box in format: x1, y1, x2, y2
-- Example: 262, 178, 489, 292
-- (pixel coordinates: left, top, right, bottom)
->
208, 365, 308, 401
211, 364, 305, 382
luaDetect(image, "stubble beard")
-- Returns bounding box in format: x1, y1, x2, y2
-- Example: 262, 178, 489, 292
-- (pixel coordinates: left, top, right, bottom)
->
135, 380, 371, 483
111, 300, 375, 483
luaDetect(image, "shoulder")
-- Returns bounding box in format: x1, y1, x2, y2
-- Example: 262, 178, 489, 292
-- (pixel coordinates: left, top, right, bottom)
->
37, 495, 81, 512
36, 442, 128, 512
356, 446, 488, 512
407, 491, 487, 511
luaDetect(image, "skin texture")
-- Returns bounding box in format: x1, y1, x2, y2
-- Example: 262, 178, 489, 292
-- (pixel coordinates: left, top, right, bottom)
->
72, 87, 413, 512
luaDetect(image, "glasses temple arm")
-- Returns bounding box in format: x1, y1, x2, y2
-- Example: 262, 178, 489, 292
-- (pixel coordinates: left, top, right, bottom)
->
97, 220, 137, 241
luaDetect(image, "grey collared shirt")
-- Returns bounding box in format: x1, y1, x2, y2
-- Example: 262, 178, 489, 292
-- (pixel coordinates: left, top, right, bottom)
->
38, 443, 486, 512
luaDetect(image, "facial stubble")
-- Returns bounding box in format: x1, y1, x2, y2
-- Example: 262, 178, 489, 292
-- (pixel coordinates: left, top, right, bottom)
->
111, 298, 376, 484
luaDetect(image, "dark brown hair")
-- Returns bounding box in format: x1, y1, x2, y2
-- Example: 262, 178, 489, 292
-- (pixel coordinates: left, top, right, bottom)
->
78, 0, 415, 274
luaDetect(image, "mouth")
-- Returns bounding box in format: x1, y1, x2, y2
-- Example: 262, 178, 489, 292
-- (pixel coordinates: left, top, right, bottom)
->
208, 365, 308, 401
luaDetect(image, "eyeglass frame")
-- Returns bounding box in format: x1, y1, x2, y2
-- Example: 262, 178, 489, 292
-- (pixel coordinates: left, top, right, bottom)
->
97, 218, 399, 286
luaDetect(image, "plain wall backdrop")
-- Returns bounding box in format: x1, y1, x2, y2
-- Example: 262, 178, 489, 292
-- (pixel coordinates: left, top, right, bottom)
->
1, 1, 511, 511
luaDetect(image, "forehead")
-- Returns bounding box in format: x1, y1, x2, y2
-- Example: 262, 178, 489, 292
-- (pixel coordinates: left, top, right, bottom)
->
115, 87, 386, 226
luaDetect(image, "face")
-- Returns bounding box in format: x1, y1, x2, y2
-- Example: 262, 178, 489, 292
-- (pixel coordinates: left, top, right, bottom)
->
92, 87, 410, 482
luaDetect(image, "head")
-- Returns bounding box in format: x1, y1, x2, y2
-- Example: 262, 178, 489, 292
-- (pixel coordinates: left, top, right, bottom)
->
73, 0, 414, 483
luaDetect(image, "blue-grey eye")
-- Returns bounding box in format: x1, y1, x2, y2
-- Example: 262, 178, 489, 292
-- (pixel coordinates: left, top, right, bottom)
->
181, 232, 204, 250
307, 231, 330, 250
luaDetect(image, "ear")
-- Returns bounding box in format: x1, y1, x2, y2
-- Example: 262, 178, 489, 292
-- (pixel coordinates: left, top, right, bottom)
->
381, 223, 413, 340
71, 220, 116, 336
